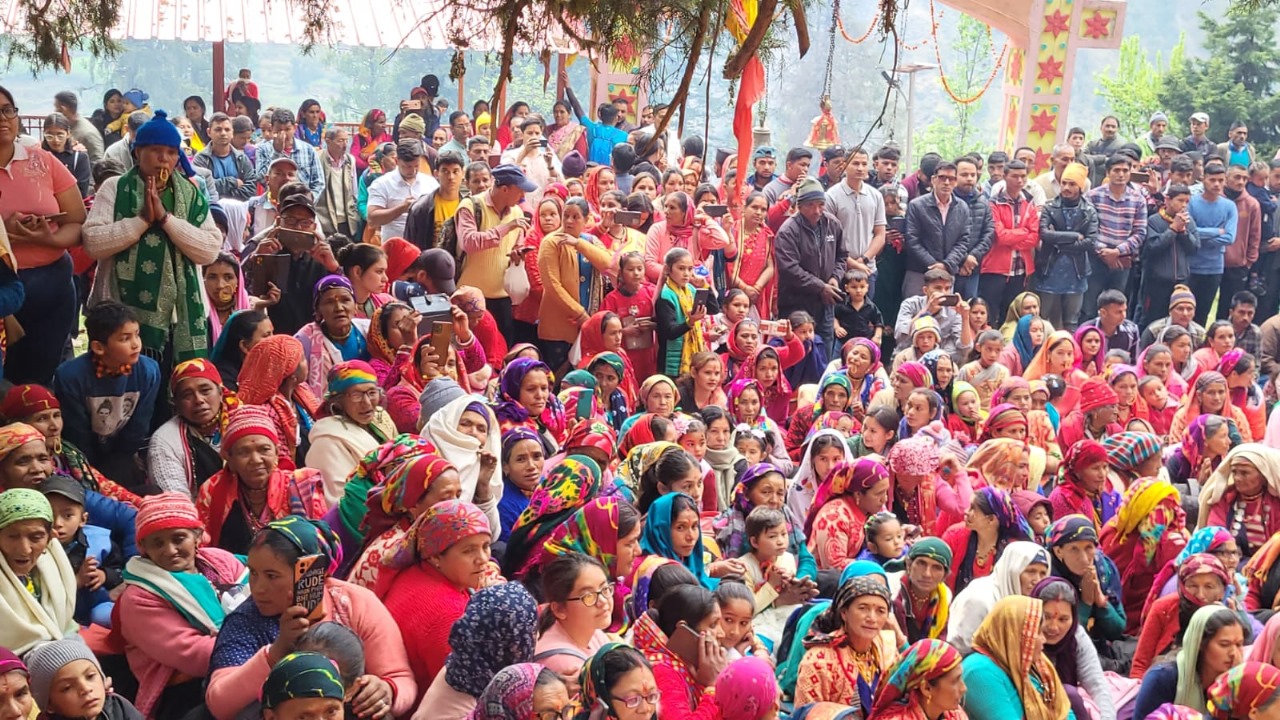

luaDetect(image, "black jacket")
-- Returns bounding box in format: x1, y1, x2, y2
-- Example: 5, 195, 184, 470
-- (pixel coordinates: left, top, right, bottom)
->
1142, 210, 1200, 284
1036, 196, 1099, 279
903, 193, 971, 274
775, 211, 848, 320
955, 189, 995, 262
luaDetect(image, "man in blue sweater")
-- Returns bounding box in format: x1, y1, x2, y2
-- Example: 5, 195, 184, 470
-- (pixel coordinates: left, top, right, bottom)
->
1187, 163, 1239, 326
560, 69, 628, 166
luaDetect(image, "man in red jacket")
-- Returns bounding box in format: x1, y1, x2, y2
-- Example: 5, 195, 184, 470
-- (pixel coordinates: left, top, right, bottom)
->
979, 159, 1041, 316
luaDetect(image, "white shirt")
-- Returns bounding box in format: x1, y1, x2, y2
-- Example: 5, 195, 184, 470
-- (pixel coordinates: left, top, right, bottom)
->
824, 180, 886, 271
367, 170, 440, 239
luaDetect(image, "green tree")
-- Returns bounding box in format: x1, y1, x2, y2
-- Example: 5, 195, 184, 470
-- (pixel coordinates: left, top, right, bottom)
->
1157, 8, 1280, 150
1094, 35, 1184, 140
914, 14, 997, 159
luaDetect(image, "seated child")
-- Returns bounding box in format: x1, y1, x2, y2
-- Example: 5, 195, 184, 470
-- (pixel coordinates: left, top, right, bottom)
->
25, 639, 144, 720
892, 316, 943, 370
946, 382, 986, 446
51, 301, 161, 489
739, 507, 800, 647
848, 406, 899, 460
41, 476, 122, 628
832, 269, 883, 352
781, 311, 827, 390
1141, 375, 1176, 438
957, 329, 1009, 408
676, 416, 717, 511
900, 388, 945, 442
726, 379, 792, 474
715, 580, 758, 661
733, 427, 769, 466
856, 511, 907, 567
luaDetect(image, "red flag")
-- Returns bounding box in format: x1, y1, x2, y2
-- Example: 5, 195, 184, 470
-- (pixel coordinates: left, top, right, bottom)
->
731, 56, 765, 203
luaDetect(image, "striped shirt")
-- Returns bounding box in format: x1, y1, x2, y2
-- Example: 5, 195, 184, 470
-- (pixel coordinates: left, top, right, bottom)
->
1086, 183, 1148, 255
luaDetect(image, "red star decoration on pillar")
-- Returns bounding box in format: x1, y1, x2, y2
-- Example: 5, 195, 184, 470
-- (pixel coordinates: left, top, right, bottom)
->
1007, 102, 1020, 134
1009, 49, 1024, 82
1043, 9, 1070, 38
1029, 108, 1057, 137
1083, 11, 1112, 39
1033, 148, 1053, 174
1037, 56, 1065, 85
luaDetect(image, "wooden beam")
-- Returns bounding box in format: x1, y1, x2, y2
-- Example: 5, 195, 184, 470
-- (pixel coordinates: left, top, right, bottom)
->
212, 41, 226, 112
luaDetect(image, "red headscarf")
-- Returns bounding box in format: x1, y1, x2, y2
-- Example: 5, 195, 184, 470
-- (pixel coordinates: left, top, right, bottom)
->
237, 335, 320, 462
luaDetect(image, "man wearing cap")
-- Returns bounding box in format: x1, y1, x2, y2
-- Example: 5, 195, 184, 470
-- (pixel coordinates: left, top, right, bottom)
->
747, 146, 777, 192
252, 183, 340, 336
817, 146, 847, 191
1183, 112, 1215, 156
1141, 284, 1208, 349
1032, 161, 1098, 330
1153, 136, 1184, 172
81, 110, 223, 364
825, 147, 885, 284
253, 108, 324, 200
1138, 112, 1174, 159
455, 163, 535, 337
775, 177, 847, 349
244, 155, 299, 245
367, 139, 440, 242
193, 112, 258, 202
391, 248, 458, 302
902, 161, 971, 299
393, 74, 440, 138
1218, 121, 1257, 168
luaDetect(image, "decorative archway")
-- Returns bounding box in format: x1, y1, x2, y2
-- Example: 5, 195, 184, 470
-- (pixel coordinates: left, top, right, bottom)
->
940, 0, 1127, 172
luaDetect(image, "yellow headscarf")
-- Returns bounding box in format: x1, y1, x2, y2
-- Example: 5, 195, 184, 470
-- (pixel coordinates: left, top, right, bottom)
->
971, 596, 1072, 720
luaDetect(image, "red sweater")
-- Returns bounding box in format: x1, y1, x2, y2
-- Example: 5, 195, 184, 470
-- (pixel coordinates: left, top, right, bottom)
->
1130, 593, 1180, 678
652, 661, 721, 720
603, 284, 658, 382
473, 311, 506, 370
381, 563, 472, 696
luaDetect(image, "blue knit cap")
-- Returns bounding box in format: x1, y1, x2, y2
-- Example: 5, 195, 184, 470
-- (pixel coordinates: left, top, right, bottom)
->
132, 110, 196, 178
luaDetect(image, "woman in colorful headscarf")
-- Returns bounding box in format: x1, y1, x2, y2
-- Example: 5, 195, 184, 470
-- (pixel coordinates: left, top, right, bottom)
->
150, 360, 244, 497
364, 301, 415, 389
946, 541, 1050, 653
306, 361, 397, 506
1107, 364, 1149, 428
889, 538, 954, 645
0, 489, 77, 656
961, 595, 1071, 720
1075, 325, 1108, 378
1146, 526, 1243, 614
839, 338, 888, 414
946, 380, 986, 445
997, 314, 1048, 376
1237, 520, 1280, 612
1197, 444, 1280, 559
206, 515, 414, 719
351, 109, 391, 173
795, 574, 899, 710
572, 643, 658, 720
380, 500, 494, 692
867, 638, 966, 720
114, 493, 247, 717
737, 344, 798, 423
1170, 371, 1254, 443
260, 651, 347, 719
501, 454, 604, 578
1131, 553, 1237, 679
1044, 515, 1126, 643
414, 582, 539, 720
1205, 661, 1280, 720
1032, 578, 1118, 720
804, 458, 891, 572
785, 372, 855, 461
1167, 416, 1239, 505
942, 486, 1034, 593
890, 435, 972, 539
1103, 430, 1165, 487
1101, 478, 1190, 634
998, 292, 1050, 339
1218, 350, 1266, 440
920, 349, 955, 400
470, 663, 571, 720
386, 330, 481, 433
583, 352, 634, 432
724, 377, 792, 473
992, 376, 1061, 469
966, 438, 1033, 492
1132, 605, 1247, 719
237, 334, 322, 465
641, 491, 739, 589
1024, 330, 1086, 404
0, 648, 32, 718
642, 191, 731, 284
715, 463, 818, 582
197, 407, 327, 554
295, 274, 372, 400
1049, 439, 1119, 531
494, 357, 568, 455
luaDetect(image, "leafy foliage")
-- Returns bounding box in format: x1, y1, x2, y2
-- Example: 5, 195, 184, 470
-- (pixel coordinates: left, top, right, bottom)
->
1094, 35, 1184, 141
914, 14, 997, 160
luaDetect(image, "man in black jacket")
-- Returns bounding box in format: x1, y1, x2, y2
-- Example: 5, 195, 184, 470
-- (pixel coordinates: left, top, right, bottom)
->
901, 162, 971, 299
1032, 163, 1099, 331
953, 155, 994, 300
404, 151, 467, 250
776, 178, 847, 350
1139, 184, 1200, 325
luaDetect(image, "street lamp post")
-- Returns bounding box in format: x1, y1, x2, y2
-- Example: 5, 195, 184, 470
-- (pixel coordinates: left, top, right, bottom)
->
890, 63, 938, 173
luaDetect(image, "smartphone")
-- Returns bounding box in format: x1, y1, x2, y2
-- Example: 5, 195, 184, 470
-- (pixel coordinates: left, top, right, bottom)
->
693, 288, 711, 310
1131, 171, 1150, 183
667, 622, 703, 668
430, 321, 453, 364
759, 319, 777, 336
538, 138, 549, 149
938, 293, 962, 307
614, 210, 642, 227
249, 253, 291, 297
403, 99, 424, 111
40, 212, 67, 223
276, 227, 317, 253
293, 554, 327, 621
702, 204, 728, 218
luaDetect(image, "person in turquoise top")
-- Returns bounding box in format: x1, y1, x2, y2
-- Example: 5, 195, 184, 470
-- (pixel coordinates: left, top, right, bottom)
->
655, 247, 714, 378
640, 492, 742, 590
962, 594, 1076, 720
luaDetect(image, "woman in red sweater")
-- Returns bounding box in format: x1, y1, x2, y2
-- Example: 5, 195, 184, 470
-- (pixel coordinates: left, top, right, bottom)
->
1130, 553, 1231, 678
632, 583, 724, 720
380, 499, 493, 696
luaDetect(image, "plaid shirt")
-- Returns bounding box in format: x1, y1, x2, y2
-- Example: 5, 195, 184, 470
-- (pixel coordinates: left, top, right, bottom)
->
1237, 322, 1261, 358
1087, 183, 1148, 255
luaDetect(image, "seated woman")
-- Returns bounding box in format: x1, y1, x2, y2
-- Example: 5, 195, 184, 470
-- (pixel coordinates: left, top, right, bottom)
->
942, 486, 1034, 593
385, 331, 480, 434
421, 386, 502, 533
1206, 661, 1280, 720
737, 345, 801, 425
577, 644, 659, 720
889, 436, 972, 538
1197, 443, 1280, 559
622, 442, 704, 514
961, 595, 1073, 720
1166, 416, 1238, 513
116, 493, 248, 718
1146, 526, 1243, 614
992, 378, 1060, 466
842, 338, 889, 417
0, 488, 78, 656
1131, 553, 1234, 679
640, 492, 742, 588
501, 455, 604, 579
1220, 350, 1267, 443
412, 582, 538, 720
206, 516, 415, 719
631, 374, 680, 423
306, 361, 397, 506
1032, 578, 1117, 720
496, 428, 544, 542
1043, 515, 1126, 646
1057, 377, 1122, 449
965, 438, 1033, 492
1101, 478, 1189, 635
1102, 430, 1164, 487
675, 352, 727, 415
1239, 529, 1280, 612
209, 309, 272, 393
0, 384, 140, 506
1132, 605, 1246, 718
785, 373, 856, 461
295, 275, 373, 400
630, 584, 723, 720
365, 301, 416, 388
380, 500, 493, 691
469, 664, 571, 720
585, 352, 635, 432
237, 335, 321, 467
794, 575, 898, 713
946, 541, 1050, 653
715, 463, 818, 582
997, 314, 1047, 377
866, 639, 966, 720
534, 552, 614, 678
804, 458, 891, 572
1048, 439, 1119, 532
494, 357, 567, 455
338, 243, 395, 320
196, 406, 327, 554
1023, 330, 1086, 407
149, 359, 241, 498
787, 430, 856, 528
205, 252, 254, 345
1170, 371, 1254, 443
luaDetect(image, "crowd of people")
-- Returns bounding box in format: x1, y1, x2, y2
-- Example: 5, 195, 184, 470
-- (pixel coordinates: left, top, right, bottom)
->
6, 69, 1280, 720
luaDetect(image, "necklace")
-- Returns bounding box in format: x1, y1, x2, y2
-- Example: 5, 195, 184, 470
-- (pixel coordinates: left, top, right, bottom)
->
847, 644, 880, 685
974, 543, 995, 568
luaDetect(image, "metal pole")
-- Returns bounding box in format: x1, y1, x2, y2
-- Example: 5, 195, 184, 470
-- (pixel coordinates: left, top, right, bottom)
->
904, 71, 916, 174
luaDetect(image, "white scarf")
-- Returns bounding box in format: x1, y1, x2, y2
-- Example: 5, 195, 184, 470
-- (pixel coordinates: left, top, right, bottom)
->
0, 540, 78, 657
946, 541, 1050, 653
423, 394, 504, 532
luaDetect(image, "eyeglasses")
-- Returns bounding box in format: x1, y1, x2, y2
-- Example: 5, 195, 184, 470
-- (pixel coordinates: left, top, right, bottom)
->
0, 107, 17, 120
1212, 547, 1242, 560
533, 709, 574, 720
280, 216, 316, 230
615, 692, 660, 710
933, 175, 958, 183
566, 583, 615, 607
344, 388, 381, 404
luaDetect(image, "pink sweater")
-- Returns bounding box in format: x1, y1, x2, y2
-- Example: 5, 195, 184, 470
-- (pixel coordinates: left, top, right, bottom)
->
205, 578, 417, 719
643, 220, 730, 283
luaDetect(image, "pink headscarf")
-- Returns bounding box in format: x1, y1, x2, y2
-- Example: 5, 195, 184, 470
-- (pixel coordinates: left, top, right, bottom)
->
714, 657, 778, 720
1248, 612, 1280, 664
